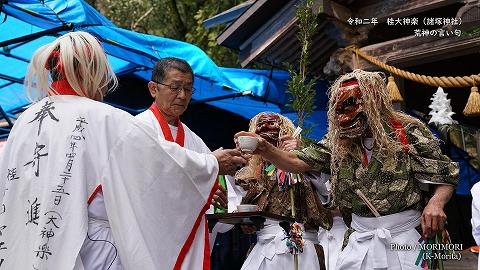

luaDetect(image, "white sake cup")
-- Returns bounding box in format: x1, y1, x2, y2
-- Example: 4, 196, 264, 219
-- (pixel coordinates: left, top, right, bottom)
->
238, 136, 259, 153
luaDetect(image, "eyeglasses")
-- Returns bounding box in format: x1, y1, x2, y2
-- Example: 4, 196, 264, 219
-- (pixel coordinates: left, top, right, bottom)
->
153, 81, 196, 95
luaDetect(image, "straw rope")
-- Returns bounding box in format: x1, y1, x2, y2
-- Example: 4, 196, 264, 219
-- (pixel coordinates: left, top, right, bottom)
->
346, 46, 480, 87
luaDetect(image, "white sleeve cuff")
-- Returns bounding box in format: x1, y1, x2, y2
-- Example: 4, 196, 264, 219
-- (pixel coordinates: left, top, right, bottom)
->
304, 172, 332, 205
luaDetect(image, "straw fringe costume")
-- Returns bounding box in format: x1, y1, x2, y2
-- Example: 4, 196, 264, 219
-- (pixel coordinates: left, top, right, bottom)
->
296, 120, 458, 223
292, 69, 458, 270
237, 113, 332, 270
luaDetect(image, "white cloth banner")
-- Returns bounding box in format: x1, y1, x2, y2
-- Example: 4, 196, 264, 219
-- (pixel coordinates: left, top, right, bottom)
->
0, 96, 218, 270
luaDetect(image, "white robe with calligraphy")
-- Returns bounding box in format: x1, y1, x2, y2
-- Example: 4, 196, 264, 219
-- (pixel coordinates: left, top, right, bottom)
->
136, 109, 239, 268
0, 95, 218, 270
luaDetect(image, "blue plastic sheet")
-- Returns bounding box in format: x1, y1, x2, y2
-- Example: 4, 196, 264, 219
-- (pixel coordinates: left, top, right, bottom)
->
0, 0, 328, 139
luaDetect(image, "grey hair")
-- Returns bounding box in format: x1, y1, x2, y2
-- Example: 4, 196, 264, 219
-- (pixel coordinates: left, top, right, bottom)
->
151, 57, 194, 83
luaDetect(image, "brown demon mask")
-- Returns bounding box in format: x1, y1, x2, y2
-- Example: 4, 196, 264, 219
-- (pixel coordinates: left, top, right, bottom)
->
255, 113, 281, 145
334, 80, 368, 138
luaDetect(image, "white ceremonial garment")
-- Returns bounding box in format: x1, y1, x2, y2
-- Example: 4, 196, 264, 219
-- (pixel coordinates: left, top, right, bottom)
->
208, 175, 244, 250
318, 216, 347, 270
0, 96, 218, 270
241, 224, 322, 270
136, 109, 241, 267
80, 191, 123, 270
335, 210, 423, 270
471, 182, 480, 269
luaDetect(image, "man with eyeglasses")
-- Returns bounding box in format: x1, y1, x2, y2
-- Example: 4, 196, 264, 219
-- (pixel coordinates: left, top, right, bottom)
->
136, 57, 245, 269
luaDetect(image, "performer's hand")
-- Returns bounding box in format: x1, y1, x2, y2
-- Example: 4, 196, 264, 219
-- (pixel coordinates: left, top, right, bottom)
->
234, 131, 269, 154
279, 135, 299, 151
421, 197, 447, 237
211, 185, 228, 209
213, 148, 248, 175
240, 224, 257, 234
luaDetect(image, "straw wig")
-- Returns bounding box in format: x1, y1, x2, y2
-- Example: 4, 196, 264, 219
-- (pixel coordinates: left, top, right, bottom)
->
248, 112, 297, 143
25, 31, 118, 101
239, 112, 297, 179
326, 70, 426, 204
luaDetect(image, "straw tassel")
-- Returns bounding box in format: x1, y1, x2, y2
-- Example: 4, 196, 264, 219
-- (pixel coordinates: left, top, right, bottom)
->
387, 76, 403, 103
463, 79, 480, 116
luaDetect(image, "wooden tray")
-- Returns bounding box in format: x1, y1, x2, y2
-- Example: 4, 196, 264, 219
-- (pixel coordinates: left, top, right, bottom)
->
206, 211, 295, 232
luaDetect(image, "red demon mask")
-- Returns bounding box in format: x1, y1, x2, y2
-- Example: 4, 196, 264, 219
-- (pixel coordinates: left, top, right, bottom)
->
255, 113, 281, 145
334, 80, 368, 138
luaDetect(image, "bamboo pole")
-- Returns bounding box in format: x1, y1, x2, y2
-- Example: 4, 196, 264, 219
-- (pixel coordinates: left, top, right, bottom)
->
290, 188, 298, 270
476, 130, 480, 174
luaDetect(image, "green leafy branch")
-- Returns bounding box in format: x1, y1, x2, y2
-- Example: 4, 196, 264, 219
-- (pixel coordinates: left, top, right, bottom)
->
285, 0, 319, 139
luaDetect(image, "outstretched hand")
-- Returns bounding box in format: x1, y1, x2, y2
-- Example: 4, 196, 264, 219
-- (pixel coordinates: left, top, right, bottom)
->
279, 135, 299, 152
213, 148, 249, 175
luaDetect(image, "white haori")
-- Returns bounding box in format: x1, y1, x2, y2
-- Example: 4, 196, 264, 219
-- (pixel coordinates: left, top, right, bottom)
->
138, 109, 215, 268
318, 216, 347, 270
336, 210, 423, 270
0, 96, 218, 270
241, 224, 321, 270
471, 182, 480, 269
136, 109, 243, 255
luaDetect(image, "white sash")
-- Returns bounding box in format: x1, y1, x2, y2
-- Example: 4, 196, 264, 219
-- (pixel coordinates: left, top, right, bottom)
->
255, 224, 318, 259
241, 223, 321, 270
336, 210, 421, 270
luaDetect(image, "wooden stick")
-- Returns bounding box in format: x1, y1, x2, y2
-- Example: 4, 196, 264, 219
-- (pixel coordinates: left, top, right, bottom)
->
292, 127, 302, 138
355, 189, 381, 217
294, 254, 298, 270
290, 126, 301, 270
290, 188, 296, 218
290, 184, 298, 270
476, 131, 480, 173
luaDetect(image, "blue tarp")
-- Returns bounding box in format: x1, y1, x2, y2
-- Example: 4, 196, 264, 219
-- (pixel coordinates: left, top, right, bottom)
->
0, 0, 328, 140
429, 127, 480, 196
448, 146, 479, 196
1, 0, 475, 190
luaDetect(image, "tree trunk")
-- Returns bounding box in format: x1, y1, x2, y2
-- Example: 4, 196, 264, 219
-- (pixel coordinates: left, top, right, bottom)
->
167, 0, 187, 40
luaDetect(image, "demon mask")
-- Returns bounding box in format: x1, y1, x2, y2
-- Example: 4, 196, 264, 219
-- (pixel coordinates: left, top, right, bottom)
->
334, 80, 368, 138
255, 113, 281, 145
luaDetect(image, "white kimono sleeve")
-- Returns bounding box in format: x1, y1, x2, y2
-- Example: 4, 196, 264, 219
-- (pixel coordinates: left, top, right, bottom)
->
304, 172, 332, 206
472, 183, 480, 245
